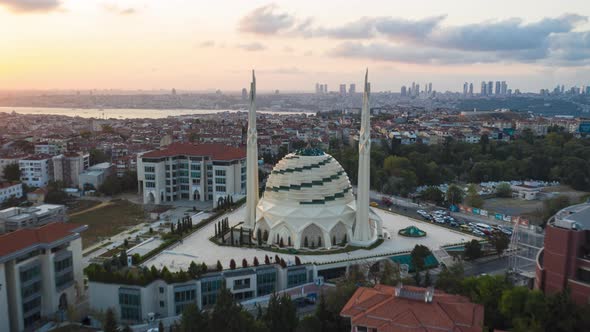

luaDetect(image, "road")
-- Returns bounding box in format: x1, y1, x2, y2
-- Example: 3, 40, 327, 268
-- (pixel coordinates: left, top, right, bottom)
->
464, 256, 510, 277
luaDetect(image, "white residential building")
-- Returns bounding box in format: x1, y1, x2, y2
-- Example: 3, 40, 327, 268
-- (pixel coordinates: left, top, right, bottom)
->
0, 182, 23, 204
137, 143, 246, 207
19, 155, 54, 188
0, 155, 24, 180
34, 143, 61, 156
78, 162, 114, 190
0, 222, 87, 332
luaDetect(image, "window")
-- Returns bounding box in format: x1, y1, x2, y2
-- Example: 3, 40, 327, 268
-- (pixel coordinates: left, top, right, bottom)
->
233, 278, 251, 290
191, 164, 200, 170
174, 287, 197, 314
159, 287, 164, 294
256, 271, 277, 296
577, 268, 590, 284
145, 182, 155, 188
215, 169, 226, 177
287, 269, 307, 288
215, 178, 226, 184
160, 301, 165, 308
119, 288, 141, 321
144, 166, 155, 173
145, 174, 155, 180
215, 186, 226, 192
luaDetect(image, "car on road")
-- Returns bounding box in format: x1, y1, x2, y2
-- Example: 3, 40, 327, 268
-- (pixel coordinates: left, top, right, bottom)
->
370, 202, 379, 207
417, 210, 432, 220
472, 229, 485, 236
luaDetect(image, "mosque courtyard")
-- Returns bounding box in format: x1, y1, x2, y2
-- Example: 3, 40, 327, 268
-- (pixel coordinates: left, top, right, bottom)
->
142, 206, 479, 272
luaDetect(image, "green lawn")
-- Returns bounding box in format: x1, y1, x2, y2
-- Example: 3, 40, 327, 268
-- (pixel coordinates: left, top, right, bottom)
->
69, 200, 146, 248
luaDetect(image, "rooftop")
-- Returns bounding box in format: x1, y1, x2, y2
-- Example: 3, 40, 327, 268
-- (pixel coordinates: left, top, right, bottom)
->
553, 202, 590, 230
341, 284, 484, 332
142, 142, 246, 161
0, 222, 86, 262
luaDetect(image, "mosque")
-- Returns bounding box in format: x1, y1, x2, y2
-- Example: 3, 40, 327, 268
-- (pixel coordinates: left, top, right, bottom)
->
241, 71, 383, 250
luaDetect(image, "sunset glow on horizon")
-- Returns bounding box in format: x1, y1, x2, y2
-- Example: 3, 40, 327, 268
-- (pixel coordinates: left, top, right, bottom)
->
1, 0, 589, 92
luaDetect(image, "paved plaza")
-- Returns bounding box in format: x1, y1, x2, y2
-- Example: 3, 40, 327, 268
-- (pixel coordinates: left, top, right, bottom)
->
143, 206, 478, 272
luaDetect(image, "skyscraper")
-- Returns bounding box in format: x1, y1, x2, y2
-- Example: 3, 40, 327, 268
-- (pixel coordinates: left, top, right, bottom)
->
487, 81, 494, 96
241, 88, 248, 101
469, 83, 474, 96
315, 83, 320, 94
428, 83, 432, 94
339, 84, 347, 96
463, 82, 468, 96
415, 84, 420, 96
349, 83, 356, 94
401, 86, 407, 96
481, 81, 487, 95
324, 84, 328, 94
495, 81, 501, 95
501, 81, 507, 95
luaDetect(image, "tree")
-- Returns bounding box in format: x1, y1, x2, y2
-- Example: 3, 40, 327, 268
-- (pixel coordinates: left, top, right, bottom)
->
435, 262, 464, 294
465, 184, 484, 208
410, 245, 431, 272
229, 259, 236, 270
242, 258, 248, 268
209, 288, 249, 332
90, 148, 110, 165
424, 270, 432, 286
490, 231, 510, 256
464, 240, 483, 260
379, 260, 401, 286
216, 260, 223, 271
446, 184, 464, 206
3, 163, 21, 181
103, 308, 118, 332
188, 261, 199, 277
253, 257, 259, 266
99, 175, 123, 196
420, 187, 445, 206
496, 182, 513, 198
118, 250, 128, 267
264, 293, 298, 332
180, 303, 208, 332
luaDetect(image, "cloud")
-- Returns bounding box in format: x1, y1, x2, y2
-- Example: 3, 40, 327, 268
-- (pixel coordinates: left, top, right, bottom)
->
103, 3, 138, 15
429, 14, 586, 51
330, 42, 497, 65
0, 0, 61, 13
236, 42, 267, 51
199, 40, 216, 48
238, 4, 295, 35
375, 15, 446, 41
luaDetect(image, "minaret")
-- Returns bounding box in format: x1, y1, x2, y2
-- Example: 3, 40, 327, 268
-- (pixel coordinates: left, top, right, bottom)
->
353, 70, 372, 245
244, 71, 259, 230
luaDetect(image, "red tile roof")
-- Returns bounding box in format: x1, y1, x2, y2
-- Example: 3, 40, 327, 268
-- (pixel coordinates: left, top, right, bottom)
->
341, 284, 484, 332
142, 143, 246, 161
0, 222, 86, 259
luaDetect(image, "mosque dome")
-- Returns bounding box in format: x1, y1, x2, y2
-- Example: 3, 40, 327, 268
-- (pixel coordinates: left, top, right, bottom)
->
254, 148, 379, 249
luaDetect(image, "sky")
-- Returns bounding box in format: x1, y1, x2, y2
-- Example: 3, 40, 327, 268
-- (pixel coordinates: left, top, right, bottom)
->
0, 0, 589, 92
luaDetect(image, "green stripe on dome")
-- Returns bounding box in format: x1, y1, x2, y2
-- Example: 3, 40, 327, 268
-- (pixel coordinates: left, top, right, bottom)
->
271, 156, 333, 175
267, 171, 345, 192
299, 186, 352, 205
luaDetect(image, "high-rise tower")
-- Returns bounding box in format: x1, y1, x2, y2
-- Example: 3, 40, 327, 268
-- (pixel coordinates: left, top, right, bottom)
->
244, 71, 259, 230
352, 70, 372, 245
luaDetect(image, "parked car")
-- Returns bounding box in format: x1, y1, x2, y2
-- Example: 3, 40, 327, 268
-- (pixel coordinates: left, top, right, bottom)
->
370, 201, 379, 207
472, 229, 485, 236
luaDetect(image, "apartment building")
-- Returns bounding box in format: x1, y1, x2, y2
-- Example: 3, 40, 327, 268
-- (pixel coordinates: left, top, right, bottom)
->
34, 143, 62, 156
0, 204, 67, 234
137, 143, 246, 207
0, 222, 87, 332
52, 152, 90, 188
0, 155, 25, 180
0, 182, 23, 204
19, 155, 54, 188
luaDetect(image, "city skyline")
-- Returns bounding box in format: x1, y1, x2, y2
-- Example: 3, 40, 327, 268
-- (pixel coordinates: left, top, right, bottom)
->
1, 0, 590, 91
